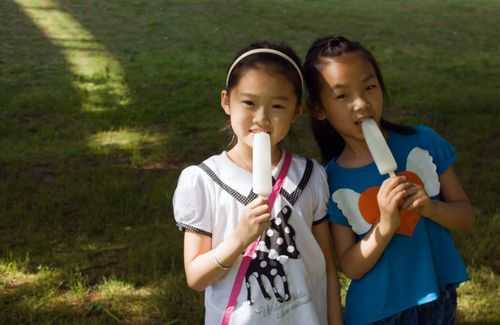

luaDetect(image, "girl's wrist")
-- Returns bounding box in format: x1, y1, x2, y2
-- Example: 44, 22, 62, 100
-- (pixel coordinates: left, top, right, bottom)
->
212, 248, 231, 271
212, 236, 243, 272
228, 231, 249, 253
377, 215, 398, 237
422, 199, 438, 219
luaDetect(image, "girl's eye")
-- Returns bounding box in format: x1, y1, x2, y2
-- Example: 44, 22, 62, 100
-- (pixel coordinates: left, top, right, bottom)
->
335, 94, 346, 100
242, 100, 254, 107
272, 104, 286, 110
366, 84, 377, 91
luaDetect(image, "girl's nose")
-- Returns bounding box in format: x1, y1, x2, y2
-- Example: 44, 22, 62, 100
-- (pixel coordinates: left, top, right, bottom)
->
352, 97, 370, 114
254, 106, 270, 125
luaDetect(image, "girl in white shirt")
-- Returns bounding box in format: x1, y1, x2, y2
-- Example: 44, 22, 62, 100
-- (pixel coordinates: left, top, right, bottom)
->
173, 41, 342, 325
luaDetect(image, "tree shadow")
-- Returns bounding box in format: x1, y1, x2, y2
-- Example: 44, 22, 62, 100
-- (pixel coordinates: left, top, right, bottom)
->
2, 0, 500, 323
0, 264, 204, 324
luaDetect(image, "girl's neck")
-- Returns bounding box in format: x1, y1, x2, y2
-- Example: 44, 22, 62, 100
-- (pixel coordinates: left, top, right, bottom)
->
337, 128, 390, 168
227, 142, 283, 172
337, 142, 372, 168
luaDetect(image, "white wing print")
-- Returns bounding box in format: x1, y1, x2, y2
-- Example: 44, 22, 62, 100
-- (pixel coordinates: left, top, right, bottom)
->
406, 147, 440, 197
332, 189, 372, 235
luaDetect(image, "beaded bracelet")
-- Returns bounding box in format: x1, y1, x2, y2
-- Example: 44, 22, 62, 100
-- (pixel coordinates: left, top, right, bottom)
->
213, 250, 231, 271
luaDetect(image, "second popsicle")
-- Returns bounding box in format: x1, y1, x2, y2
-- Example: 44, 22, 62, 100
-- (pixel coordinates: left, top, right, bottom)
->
361, 118, 397, 177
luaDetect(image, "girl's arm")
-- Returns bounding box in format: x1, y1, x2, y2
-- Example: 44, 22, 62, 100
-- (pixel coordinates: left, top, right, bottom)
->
183, 196, 271, 291
403, 166, 475, 232
332, 175, 412, 280
312, 222, 343, 325
331, 221, 396, 280
183, 231, 246, 291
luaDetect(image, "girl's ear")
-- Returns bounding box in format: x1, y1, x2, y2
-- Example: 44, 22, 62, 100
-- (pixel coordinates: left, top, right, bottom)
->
220, 90, 230, 115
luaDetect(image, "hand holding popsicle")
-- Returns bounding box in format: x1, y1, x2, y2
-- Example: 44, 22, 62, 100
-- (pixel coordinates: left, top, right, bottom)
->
361, 118, 401, 233
360, 119, 424, 236
235, 196, 271, 247
376, 175, 412, 235
232, 132, 273, 246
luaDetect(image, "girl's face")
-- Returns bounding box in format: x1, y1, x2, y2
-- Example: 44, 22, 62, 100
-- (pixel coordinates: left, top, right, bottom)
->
221, 67, 301, 153
315, 52, 384, 143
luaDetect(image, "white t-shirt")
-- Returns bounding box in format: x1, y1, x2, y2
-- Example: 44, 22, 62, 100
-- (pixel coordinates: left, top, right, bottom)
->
173, 151, 329, 325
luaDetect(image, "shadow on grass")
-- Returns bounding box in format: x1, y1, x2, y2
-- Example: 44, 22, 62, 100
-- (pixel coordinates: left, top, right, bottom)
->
0, 264, 203, 324
2, 0, 500, 324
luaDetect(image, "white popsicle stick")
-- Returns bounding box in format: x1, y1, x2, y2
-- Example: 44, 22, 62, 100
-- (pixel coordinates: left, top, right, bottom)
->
361, 119, 397, 176
252, 133, 272, 196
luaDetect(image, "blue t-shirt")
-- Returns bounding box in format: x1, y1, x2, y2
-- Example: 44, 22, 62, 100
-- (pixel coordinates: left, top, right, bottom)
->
326, 125, 468, 325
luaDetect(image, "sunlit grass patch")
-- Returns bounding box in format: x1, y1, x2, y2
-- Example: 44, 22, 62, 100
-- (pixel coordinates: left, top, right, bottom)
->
88, 277, 161, 322
0, 255, 68, 316
0, 255, 58, 289
458, 266, 500, 322
87, 128, 167, 153
13, 0, 131, 112
95, 277, 136, 298
86, 127, 169, 167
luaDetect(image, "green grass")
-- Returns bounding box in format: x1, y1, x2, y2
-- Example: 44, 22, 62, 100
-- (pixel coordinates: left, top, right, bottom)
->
1, 0, 500, 323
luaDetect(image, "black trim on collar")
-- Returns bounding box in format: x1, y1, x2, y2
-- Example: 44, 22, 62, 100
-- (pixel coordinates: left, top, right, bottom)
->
280, 159, 313, 205
197, 158, 314, 207
198, 163, 257, 205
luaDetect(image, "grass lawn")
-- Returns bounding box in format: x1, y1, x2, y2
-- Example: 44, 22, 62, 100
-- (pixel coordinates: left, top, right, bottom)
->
1, 0, 499, 323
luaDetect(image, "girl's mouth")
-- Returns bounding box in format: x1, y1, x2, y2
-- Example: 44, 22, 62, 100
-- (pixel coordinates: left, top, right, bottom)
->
250, 129, 271, 134
354, 117, 372, 125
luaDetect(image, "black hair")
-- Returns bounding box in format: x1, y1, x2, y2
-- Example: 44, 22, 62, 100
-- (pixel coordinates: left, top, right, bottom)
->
303, 35, 415, 163
223, 41, 303, 147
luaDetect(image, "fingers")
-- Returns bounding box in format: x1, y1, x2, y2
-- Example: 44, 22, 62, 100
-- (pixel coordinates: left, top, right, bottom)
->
402, 191, 418, 209
379, 175, 406, 197
387, 182, 414, 203
403, 194, 428, 211
246, 196, 271, 225
251, 203, 270, 216
379, 177, 410, 203
254, 213, 271, 224
401, 185, 427, 210
249, 211, 271, 239
248, 196, 269, 209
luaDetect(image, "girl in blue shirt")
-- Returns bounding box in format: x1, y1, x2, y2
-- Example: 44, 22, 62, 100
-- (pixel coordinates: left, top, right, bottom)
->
302, 36, 475, 324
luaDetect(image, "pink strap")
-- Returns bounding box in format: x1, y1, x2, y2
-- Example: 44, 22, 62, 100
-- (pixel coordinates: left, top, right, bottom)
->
221, 152, 292, 325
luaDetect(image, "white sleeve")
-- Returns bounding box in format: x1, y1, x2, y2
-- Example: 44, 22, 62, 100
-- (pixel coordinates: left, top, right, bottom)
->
172, 165, 213, 236
312, 160, 329, 225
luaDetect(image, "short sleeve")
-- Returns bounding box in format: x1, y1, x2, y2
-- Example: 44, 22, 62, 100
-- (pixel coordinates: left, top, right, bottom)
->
417, 125, 457, 175
172, 165, 213, 237
327, 192, 351, 227
325, 164, 351, 228
311, 161, 329, 225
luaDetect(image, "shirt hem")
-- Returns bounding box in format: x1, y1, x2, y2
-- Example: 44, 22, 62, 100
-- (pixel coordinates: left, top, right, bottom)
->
176, 222, 212, 237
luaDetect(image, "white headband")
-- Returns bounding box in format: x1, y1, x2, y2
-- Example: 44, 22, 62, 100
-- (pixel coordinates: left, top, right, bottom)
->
225, 48, 304, 91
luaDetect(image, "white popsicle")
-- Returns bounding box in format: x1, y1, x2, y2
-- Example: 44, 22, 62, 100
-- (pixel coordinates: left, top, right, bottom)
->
361, 118, 397, 177
252, 132, 272, 196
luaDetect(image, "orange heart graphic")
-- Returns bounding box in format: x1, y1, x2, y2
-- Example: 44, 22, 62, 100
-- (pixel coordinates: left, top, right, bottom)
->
358, 171, 424, 236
